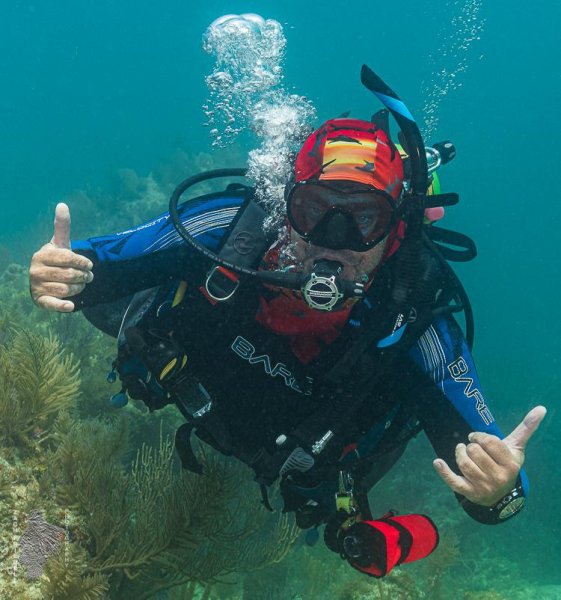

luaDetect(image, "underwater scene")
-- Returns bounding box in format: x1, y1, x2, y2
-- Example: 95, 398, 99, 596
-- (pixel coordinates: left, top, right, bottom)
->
1, 0, 559, 598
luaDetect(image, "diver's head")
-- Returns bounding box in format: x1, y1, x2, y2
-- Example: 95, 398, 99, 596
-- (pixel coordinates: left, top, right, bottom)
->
284, 118, 404, 284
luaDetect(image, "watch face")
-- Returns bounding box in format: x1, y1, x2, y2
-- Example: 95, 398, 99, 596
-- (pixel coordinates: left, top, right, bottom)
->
498, 497, 525, 520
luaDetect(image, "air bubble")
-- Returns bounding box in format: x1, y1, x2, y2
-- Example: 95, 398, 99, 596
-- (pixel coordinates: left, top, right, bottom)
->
202, 14, 316, 232
421, 0, 485, 140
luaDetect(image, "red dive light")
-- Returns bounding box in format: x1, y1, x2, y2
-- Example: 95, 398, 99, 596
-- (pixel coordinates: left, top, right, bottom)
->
341, 514, 439, 577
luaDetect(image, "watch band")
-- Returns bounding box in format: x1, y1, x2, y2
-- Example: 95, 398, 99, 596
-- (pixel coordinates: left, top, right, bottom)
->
492, 485, 526, 520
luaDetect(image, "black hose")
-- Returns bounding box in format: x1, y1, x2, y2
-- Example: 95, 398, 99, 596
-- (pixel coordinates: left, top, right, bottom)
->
168, 168, 305, 291
168, 168, 258, 276
422, 230, 475, 349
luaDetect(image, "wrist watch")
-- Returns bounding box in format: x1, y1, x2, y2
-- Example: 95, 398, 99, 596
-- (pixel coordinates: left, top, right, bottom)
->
492, 485, 525, 520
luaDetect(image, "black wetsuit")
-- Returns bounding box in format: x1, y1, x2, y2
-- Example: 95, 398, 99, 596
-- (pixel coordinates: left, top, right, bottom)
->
71, 191, 528, 525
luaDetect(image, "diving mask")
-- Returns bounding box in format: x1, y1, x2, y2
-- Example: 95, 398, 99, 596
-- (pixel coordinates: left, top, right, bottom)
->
286, 181, 396, 252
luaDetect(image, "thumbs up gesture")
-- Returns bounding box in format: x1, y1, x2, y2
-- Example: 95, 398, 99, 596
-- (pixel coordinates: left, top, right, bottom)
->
29, 203, 94, 312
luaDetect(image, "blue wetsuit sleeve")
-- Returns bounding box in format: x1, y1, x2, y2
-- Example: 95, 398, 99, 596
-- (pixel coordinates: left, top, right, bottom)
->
69, 192, 245, 308
408, 315, 528, 524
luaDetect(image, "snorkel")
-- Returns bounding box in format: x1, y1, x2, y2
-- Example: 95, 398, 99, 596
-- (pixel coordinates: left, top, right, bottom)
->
168, 66, 458, 315
362, 66, 435, 345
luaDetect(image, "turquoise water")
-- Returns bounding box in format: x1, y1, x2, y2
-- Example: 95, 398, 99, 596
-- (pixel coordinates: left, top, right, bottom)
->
1, 1, 559, 598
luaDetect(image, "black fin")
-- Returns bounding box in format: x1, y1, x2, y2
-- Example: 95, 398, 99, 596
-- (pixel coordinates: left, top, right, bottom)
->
338, 110, 351, 118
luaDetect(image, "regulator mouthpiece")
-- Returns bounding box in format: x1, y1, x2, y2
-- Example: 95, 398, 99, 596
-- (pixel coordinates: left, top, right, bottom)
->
301, 260, 364, 311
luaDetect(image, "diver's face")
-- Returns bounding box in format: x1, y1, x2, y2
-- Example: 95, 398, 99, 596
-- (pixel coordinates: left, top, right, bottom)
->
288, 228, 388, 282
286, 180, 396, 253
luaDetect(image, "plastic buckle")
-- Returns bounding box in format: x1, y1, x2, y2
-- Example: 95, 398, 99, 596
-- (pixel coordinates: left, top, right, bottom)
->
336, 470, 356, 515
336, 493, 354, 514
203, 266, 240, 303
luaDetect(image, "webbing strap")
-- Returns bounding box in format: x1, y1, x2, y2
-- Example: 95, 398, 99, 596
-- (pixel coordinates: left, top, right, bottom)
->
425, 225, 477, 262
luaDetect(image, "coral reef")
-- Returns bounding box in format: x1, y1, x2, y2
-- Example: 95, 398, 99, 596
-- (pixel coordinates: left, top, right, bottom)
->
0, 322, 298, 599
18, 509, 65, 579
45, 419, 298, 599
0, 329, 80, 448
40, 543, 110, 600
63, 146, 246, 242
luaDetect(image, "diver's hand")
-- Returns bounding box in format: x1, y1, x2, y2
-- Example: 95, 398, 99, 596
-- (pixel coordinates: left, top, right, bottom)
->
29, 203, 94, 312
433, 405, 547, 506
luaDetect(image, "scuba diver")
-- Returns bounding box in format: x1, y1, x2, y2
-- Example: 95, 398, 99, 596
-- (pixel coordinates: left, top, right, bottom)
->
29, 66, 545, 578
